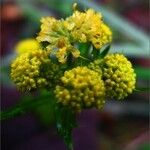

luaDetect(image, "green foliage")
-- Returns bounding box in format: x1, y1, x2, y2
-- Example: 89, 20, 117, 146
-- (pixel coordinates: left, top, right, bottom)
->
78, 42, 91, 57
0, 90, 52, 121
91, 44, 111, 60
99, 44, 111, 58
55, 104, 77, 150
91, 46, 100, 59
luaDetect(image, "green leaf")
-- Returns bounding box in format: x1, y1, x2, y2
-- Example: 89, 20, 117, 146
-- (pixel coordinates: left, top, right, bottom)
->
78, 42, 91, 57
0, 107, 26, 121
91, 46, 100, 59
0, 90, 52, 121
55, 104, 77, 150
99, 44, 111, 58
134, 87, 150, 92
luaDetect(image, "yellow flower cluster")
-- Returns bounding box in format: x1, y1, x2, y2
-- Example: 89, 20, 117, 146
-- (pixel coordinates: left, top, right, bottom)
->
36, 8, 112, 63
54, 67, 105, 112
36, 17, 67, 46
37, 17, 80, 64
10, 4, 136, 114
102, 54, 136, 100
65, 9, 102, 43
15, 39, 40, 55
65, 9, 112, 49
11, 49, 61, 92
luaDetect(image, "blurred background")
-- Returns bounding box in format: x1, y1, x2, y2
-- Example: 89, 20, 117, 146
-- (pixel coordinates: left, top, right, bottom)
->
1, 0, 150, 150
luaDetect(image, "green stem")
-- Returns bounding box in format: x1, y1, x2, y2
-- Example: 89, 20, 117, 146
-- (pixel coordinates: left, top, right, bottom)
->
68, 143, 73, 150
55, 105, 76, 150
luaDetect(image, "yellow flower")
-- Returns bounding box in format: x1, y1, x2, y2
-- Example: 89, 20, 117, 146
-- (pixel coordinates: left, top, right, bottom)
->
65, 9, 112, 49
56, 47, 68, 64
15, 39, 40, 55
102, 54, 136, 100
37, 17, 80, 63
91, 23, 112, 49
36, 17, 57, 43
66, 9, 103, 43
55, 67, 105, 112
36, 7, 112, 64
37, 17, 71, 47
11, 49, 61, 92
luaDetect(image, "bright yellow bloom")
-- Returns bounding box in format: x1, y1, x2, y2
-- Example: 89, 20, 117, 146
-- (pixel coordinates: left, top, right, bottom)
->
65, 9, 112, 49
91, 23, 112, 49
37, 17, 80, 63
36, 7, 112, 64
55, 67, 105, 112
11, 49, 61, 92
15, 39, 40, 55
102, 54, 136, 100
36, 17, 58, 43
56, 47, 68, 64
66, 9, 103, 43
37, 17, 72, 49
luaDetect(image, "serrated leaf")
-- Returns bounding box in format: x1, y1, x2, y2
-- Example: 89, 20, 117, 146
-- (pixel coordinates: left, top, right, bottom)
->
55, 104, 77, 150
0, 90, 52, 121
0, 107, 25, 121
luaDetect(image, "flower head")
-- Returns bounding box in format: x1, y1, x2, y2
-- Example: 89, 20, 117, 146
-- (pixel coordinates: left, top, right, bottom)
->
11, 49, 61, 92
36, 17, 80, 64
65, 9, 112, 49
55, 67, 105, 112
102, 54, 136, 100
66, 9, 102, 43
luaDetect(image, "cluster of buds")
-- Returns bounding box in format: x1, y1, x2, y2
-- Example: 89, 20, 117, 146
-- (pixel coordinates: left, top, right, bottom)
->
11, 49, 61, 91
55, 67, 105, 112
89, 54, 136, 100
